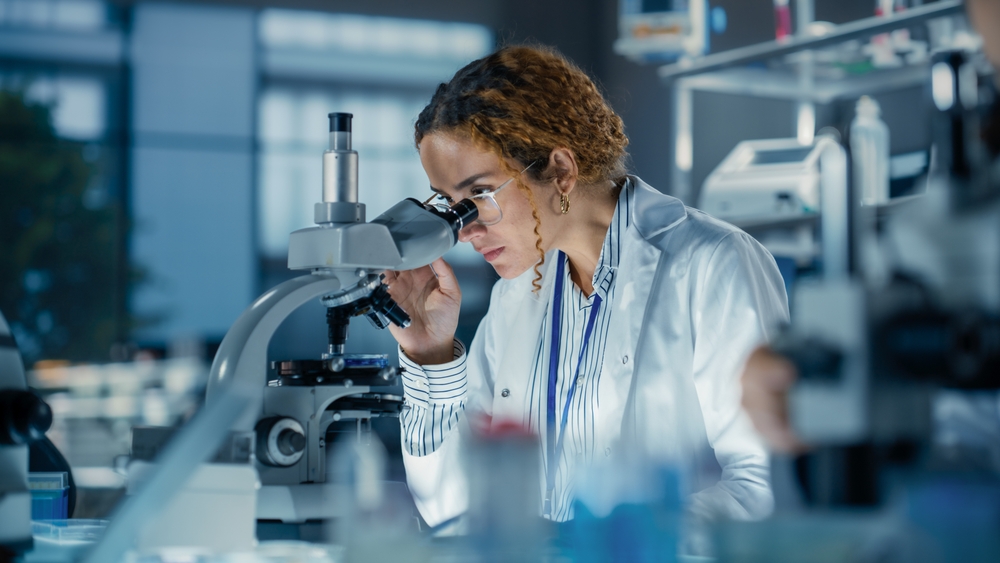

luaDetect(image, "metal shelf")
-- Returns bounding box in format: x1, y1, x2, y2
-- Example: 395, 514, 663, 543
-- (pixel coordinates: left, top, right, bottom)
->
728, 194, 925, 231
658, 0, 964, 81
675, 64, 930, 104
731, 213, 820, 231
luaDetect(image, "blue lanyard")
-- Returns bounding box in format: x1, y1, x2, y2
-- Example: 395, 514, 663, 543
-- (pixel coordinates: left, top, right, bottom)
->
544, 251, 602, 518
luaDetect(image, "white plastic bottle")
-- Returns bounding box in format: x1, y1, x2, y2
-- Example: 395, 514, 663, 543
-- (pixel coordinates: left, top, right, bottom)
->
850, 96, 891, 206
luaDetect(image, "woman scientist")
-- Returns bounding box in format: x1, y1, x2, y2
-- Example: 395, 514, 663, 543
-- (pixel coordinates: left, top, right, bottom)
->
384, 45, 789, 527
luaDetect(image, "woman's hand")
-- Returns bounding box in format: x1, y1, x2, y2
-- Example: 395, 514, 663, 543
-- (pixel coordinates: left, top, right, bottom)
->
740, 346, 808, 454
383, 257, 461, 365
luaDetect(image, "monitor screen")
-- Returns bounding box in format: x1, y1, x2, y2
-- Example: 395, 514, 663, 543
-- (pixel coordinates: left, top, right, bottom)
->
751, 146, 813, 166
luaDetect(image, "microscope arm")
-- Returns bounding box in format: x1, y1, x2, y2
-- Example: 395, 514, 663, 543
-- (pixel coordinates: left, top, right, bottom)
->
205, 273, 344, 431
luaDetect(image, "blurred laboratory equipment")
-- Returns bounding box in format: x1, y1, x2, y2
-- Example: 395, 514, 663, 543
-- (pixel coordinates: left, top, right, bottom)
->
851, 95, 891, 206
660, 1, 963, 207
125, 425, 257, 552
784, 46, 1000, 450
774, 0, 792, 42
570, 458, 684, 563
698, 134, 849, 297
0, 308, 55, 560
466, 426, 544, 563
758, 46, 1000, 561
80, 381, 253, 563
21, 352, 212, 527
667, 1, 967, 312
700, 138, 823, 225
28, 472, 70, 520
653, 2, 1000, 556
328, 434, 428, 563
615, 0, 777, 62
25, 519, 109, 563
29, 356, 210, 467
614, 0, 697, 62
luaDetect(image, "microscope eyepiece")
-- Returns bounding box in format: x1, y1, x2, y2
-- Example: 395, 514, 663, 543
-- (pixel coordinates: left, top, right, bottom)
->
325, 112, 356, 191
450, 199, 479, 231
421, 198, 479, 237
328, 112, 353, 133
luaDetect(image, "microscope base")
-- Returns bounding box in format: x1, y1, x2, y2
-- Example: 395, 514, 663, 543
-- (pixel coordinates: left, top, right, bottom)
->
127, 461, 258, 553
257, 483, 350, 522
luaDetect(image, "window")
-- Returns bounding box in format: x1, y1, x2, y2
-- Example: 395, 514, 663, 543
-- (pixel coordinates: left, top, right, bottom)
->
0, 0, 108, 31
258, 89, 430, 257
0, 1, 127, 364
0, 72, 106, 139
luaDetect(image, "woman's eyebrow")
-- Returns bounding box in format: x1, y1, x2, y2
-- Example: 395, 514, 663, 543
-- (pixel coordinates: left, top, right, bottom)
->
429, 172, 494, 195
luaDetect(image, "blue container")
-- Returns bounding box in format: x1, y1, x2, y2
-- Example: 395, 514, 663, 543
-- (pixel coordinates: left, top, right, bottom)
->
28, 472, 69, 520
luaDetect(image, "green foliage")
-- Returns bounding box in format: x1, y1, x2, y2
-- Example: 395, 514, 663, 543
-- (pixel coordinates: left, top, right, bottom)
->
0, 90, 122, 363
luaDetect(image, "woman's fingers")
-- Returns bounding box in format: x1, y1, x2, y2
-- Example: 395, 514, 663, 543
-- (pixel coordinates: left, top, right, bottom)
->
383, 264, 456, 331
429, 258, 461, 300
386, 261, 458, 303
384, 268, 428, 301
383, 261, 462, 365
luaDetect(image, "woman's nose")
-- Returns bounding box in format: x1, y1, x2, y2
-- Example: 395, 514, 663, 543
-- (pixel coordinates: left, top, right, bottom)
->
458, 221, 485, 243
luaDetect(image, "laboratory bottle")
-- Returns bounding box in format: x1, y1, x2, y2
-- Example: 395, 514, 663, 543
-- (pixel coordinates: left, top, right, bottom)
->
327, 434, 428, 562
850, 95, 891, 206
466, 422, 544, 563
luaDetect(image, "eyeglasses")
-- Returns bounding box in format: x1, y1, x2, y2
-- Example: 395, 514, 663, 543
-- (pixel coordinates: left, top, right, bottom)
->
424, 162, 534, 226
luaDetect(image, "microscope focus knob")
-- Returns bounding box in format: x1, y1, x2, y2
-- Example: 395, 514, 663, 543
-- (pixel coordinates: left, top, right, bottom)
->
255, 417, 307, 467
277, 428, 306, 456
0, 389, 53, 446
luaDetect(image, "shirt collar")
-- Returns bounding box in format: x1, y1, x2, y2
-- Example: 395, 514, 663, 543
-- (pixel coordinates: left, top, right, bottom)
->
592, 180, 632, 300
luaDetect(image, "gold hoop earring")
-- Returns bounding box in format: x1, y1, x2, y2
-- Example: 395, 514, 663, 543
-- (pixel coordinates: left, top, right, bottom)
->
560, 194, 570, 214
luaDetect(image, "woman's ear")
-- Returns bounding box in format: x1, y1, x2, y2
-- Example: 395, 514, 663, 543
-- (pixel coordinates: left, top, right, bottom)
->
547, 147, 579, 196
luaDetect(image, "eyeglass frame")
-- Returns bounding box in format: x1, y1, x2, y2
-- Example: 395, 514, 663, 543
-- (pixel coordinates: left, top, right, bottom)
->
424, 161, 536, 226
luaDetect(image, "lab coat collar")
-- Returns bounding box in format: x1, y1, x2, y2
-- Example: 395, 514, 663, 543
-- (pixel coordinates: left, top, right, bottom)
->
628, 176, 688, 241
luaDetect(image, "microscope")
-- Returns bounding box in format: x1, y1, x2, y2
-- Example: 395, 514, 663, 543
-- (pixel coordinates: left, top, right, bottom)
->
200, 112, 478, 523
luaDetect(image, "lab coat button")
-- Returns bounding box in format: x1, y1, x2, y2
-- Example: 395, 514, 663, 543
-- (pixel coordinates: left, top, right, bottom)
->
622, 355, 629, 365
501, 388, 510, 398
604, 447, 611, 457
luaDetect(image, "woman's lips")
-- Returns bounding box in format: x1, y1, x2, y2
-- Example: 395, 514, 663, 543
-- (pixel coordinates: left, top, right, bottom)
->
482, 247, 504, 262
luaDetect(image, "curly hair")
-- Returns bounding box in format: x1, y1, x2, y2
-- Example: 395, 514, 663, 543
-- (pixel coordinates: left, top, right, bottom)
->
415, 45, 630, 291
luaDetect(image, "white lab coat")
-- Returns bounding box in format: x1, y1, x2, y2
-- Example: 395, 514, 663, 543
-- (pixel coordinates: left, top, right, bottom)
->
403, 177, 789, 527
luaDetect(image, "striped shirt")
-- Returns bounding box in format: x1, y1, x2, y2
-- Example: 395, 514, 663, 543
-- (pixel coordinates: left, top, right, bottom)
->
399, 184, 633, 522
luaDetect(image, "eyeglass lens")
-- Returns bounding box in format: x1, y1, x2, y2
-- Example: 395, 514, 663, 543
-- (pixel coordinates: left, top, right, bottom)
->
470, 194, 502, 226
